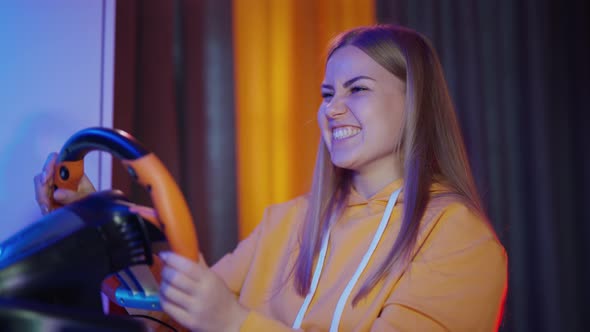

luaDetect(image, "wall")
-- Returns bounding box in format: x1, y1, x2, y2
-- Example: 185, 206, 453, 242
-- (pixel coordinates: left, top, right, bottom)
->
0, 0, 115, 240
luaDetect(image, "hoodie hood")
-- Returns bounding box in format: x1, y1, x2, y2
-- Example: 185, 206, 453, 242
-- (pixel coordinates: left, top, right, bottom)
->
346, 177, 451, 207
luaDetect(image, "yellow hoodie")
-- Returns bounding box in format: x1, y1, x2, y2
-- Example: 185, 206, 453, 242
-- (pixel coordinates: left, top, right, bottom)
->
211, 179, 507, 331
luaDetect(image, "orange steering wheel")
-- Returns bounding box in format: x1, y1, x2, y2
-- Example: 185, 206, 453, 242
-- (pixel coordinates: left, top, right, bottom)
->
50, 127, 199, 308
51, 127, 199, 261
51, 127, 198, 261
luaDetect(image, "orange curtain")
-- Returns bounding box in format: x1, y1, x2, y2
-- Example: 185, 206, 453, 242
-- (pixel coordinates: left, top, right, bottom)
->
233, 0, 375, 238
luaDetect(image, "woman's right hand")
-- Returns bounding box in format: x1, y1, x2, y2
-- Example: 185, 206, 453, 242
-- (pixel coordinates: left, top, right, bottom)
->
33, 152, 97, 215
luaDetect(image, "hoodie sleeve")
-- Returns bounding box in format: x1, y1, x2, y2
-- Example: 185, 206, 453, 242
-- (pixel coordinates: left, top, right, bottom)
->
211, 207, 268, 294
239, 311, 301, 331
370, 203, 508, 332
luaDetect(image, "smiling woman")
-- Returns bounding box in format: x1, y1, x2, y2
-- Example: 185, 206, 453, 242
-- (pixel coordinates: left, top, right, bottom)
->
198, 24, 506, 331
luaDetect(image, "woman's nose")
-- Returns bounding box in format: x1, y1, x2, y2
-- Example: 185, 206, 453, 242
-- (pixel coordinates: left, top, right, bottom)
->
324, 98, 347, 118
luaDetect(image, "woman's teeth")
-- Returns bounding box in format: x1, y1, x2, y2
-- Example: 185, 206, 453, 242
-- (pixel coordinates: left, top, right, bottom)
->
332, 127, 361, 140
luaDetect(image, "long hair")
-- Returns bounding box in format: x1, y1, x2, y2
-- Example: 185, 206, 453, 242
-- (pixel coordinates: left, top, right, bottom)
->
293, 25, 485, 304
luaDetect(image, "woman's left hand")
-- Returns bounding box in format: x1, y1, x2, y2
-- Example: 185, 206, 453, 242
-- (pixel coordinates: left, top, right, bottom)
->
159, 251, 249, 332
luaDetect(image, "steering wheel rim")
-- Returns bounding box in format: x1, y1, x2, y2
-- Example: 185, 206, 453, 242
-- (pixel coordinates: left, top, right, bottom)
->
50, 127, 200, 262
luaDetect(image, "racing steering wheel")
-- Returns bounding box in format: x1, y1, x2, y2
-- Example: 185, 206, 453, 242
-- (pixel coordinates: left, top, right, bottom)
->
50, 127, 199, 310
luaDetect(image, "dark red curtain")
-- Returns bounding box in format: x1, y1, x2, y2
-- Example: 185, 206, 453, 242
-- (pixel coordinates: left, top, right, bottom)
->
112, 0, 238, 263
377, 1, 590, 331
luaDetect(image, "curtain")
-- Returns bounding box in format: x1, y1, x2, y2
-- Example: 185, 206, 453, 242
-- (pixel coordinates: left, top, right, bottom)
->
376, 1, 590, 331
233, 0, 376, 238
112, 0, 237, 263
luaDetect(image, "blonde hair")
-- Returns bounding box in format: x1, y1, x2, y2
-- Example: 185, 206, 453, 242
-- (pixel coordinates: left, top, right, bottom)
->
293, 25, 485, 304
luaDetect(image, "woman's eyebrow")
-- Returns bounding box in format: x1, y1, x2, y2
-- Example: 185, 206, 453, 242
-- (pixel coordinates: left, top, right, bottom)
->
321, 76, 376, 90
343, 75, 375, 87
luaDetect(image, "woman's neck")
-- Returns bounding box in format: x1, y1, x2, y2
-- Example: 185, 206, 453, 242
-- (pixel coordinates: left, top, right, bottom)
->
352, 162, 403, 199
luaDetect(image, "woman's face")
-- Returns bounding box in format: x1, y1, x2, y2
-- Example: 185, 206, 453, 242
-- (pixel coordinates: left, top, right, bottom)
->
318, 45, 406, 176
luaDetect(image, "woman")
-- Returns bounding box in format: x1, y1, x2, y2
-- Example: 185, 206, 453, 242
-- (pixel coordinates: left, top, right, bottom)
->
35, 24, 507, 331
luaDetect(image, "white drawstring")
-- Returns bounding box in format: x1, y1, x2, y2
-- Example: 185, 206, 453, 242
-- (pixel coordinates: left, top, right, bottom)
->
292, 230, 331, 328
292, 188, 402, 331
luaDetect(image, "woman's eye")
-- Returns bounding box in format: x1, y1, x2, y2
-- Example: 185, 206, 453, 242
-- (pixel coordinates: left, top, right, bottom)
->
350, 86, 368, 93
321, 92, 333, 100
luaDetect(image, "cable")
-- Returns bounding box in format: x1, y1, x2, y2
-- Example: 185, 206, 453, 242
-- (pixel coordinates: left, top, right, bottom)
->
129, 314, 178, 332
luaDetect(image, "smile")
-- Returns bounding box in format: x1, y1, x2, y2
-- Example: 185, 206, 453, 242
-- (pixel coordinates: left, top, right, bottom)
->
332, 126, 361, 140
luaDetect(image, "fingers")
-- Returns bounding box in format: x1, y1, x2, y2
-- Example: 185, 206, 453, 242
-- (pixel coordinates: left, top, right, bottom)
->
34, 153, 58, 215
199, 253, 208, 267
160, 275, 195, 305
129, 205, 159, 225
34, 174, 46, 204
159, 252, 205, 279
41, 152, 57, 184
161, 265, 197, 294
53, 188, 87, 205
159, 252, 203, 326
158, 254, 209, 331
159, 298, 196, 329
159, 251, 208, 297
34, 174, 53, 216
78, 174, 97, 192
